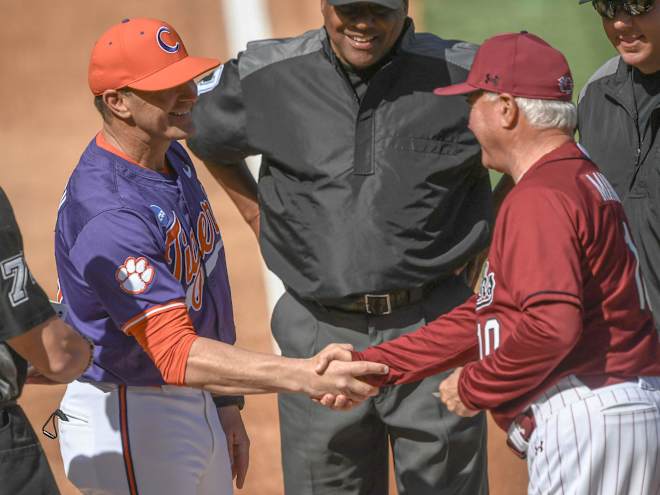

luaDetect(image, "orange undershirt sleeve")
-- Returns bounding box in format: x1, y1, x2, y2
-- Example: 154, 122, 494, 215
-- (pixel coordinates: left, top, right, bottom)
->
122, 301, 199, 385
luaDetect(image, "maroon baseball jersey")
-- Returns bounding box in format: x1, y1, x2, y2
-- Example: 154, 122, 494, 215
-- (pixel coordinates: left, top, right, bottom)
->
355, 142, 660, 430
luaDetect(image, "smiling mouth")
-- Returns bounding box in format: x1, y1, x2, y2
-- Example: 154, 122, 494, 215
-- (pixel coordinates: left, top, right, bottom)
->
619, 34, 645, 44
347, 34, 377, 49
169, 111, 191, 117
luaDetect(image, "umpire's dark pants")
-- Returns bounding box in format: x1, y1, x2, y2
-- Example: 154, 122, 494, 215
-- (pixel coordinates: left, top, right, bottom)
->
0, 404, 60, 495
272, 276, 488, 495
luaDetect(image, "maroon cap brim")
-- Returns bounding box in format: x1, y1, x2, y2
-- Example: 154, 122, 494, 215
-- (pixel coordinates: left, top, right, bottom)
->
433, 82, 481, 97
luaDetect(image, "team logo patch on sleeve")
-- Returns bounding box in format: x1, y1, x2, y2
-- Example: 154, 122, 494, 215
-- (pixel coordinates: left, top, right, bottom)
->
476, 261, 496, 311
115, 257, 155, 295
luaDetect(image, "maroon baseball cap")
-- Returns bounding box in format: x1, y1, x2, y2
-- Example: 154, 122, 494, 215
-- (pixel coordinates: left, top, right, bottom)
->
434, 32, 574, 101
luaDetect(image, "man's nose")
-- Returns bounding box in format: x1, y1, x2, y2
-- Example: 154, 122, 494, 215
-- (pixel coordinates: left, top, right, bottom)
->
350, 6, 377, 28
612, 9, 634, 28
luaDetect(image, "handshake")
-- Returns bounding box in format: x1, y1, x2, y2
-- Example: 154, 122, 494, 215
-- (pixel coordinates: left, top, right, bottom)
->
304, 344, 479, 417
288, 343, 384, 410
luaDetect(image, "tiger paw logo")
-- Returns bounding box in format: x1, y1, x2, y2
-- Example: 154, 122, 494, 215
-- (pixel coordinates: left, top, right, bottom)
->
115, 257, 155, 295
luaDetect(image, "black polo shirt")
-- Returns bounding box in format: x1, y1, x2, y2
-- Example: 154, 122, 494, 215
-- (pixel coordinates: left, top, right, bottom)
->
0, 188, 55, 404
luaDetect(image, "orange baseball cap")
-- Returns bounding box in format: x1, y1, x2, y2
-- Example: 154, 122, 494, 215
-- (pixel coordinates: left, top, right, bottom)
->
88, 18, 220, 95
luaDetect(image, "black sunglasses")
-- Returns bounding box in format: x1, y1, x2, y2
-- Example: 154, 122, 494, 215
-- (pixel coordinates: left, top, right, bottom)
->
591, 0, 655, 19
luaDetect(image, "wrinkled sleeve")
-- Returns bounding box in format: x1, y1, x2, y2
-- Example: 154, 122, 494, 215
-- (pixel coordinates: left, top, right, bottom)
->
188, 57, 259, 165
458, 188, 583, 410
67, 209, 187, 331
353, 295, 478, 386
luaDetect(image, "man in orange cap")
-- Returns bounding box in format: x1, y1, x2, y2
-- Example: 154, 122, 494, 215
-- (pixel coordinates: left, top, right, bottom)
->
53, 18, 388, 495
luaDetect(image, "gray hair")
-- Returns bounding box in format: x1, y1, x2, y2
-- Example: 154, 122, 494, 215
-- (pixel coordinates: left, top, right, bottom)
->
484, 92, 577, 133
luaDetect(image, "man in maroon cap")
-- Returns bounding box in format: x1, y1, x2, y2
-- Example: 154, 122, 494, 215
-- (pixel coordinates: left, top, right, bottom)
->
318, 32, 660, 494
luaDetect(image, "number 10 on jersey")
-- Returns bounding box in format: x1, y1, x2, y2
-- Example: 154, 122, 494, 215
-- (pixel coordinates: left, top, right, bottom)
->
477, 319, 500, 359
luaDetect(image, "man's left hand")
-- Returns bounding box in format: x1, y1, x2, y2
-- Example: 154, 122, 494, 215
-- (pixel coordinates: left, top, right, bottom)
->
218, 405, 250, 489
438, 367, 480, 417
25, 365, 60, 385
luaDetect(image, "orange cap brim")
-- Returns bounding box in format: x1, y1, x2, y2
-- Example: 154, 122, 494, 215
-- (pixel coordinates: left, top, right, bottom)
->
127, 55, 220, 92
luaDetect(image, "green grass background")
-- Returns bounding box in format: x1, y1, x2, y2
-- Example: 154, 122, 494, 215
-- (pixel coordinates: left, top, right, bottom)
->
422, 0, 617, 185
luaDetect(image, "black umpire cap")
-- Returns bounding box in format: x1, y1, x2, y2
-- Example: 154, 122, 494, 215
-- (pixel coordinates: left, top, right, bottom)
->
328, 0, 405, 8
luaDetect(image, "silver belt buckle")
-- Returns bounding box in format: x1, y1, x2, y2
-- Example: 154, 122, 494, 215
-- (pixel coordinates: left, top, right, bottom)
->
364, 294, 392, 315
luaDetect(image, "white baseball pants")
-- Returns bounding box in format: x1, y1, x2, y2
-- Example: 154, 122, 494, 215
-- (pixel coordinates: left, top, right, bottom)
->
58, 380, 233, 495
526, 375, 660, 495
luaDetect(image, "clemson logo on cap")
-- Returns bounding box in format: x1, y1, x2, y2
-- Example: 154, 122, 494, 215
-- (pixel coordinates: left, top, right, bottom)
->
156, 26, 180, 54
558, 75, 574, 96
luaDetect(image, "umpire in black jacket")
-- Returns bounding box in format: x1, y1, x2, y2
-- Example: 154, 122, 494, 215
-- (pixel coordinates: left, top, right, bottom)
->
189, 1, 492, 493
577, 0, 660, 329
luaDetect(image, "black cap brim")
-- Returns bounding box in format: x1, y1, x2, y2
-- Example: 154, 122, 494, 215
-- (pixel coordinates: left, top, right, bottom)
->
328, 0, 404, 8
578, 0, 591, 4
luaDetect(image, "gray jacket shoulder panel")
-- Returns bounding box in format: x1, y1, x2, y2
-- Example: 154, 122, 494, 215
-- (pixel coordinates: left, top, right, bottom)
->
401, 32, 477, 70
239, 28, 325, 79
578, 55, 621, 103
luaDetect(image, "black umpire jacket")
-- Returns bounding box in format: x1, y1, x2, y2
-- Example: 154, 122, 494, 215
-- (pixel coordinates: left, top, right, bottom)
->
189, 21, 493, 300
578, 56, 660, 329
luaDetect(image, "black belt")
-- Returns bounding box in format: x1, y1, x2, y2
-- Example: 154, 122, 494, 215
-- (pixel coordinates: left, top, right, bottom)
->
316, 279, 443, 316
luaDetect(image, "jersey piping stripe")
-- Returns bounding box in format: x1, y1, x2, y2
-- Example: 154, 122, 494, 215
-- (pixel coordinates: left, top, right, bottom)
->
521, 290, 581, 308
118, 385, 140, 495
122, 301, 187, 334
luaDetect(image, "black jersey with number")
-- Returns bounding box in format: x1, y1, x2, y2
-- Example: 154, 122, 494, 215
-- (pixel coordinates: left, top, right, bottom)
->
0, 188, 55, 404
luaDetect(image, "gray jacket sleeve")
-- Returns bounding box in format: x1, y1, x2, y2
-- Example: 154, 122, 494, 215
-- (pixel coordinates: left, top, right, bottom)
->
0, 188, 55, 341
188, 57, 259, 165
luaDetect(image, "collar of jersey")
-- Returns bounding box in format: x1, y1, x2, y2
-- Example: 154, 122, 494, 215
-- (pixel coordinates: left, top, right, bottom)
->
517, 141, 584, 185
95, 133, 179, 184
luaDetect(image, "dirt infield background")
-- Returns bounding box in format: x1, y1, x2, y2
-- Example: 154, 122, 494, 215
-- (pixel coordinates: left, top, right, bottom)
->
5, 1, 526, 493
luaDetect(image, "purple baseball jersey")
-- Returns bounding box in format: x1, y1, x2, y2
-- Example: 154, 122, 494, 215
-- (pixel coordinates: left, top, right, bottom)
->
55, 135, 235, 385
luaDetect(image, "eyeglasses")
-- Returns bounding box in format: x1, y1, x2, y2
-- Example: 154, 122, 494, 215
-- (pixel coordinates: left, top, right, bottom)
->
591, 0, 655, 19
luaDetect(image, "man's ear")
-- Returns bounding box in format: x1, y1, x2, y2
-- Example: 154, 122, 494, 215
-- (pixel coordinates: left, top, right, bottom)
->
102, 89, 132, 120
498, 93, 518, 129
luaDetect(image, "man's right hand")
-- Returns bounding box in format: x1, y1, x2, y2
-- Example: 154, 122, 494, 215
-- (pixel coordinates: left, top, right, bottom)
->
313, 343, 354, 374
304, 356, 387, 404
307, 343, 387, 410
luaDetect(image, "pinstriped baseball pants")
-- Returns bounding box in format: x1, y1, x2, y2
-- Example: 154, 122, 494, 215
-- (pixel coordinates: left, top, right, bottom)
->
526, 375, 660, 495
